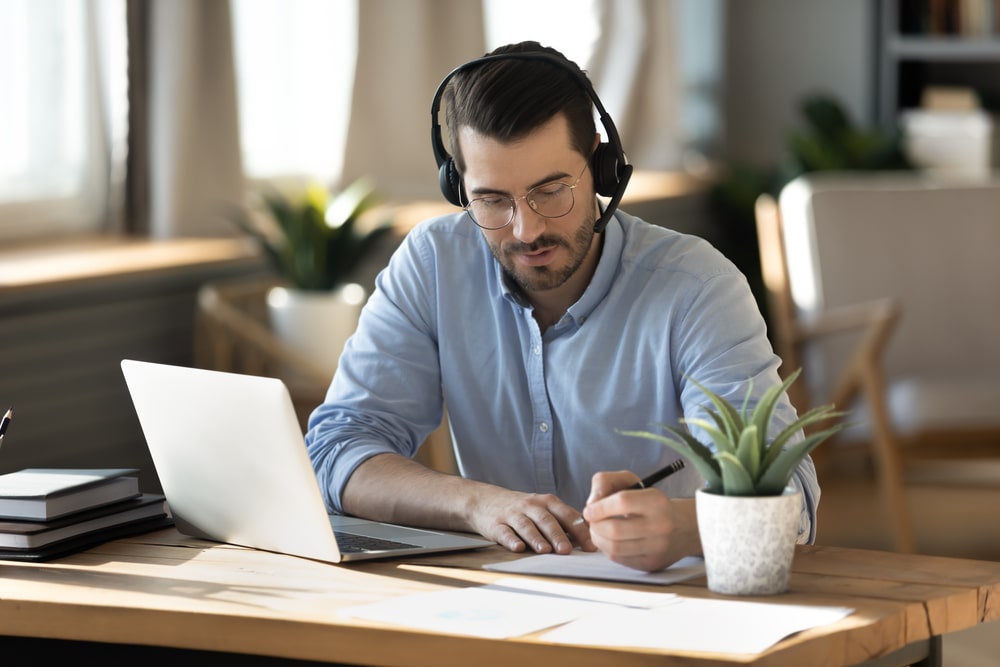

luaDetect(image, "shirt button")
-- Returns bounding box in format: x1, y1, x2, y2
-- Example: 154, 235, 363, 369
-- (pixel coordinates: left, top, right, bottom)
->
539, 422, 549, 433
533, 345, 541, 355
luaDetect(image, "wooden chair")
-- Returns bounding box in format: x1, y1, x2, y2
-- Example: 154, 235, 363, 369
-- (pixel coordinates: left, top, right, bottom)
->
755, 173, 1000, 553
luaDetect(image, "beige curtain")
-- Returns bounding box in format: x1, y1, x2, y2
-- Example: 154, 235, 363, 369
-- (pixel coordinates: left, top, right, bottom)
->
132, 0, 711, 235
588, 0, 683, 171
340, 0, 486, 202
144, 0, 244, 238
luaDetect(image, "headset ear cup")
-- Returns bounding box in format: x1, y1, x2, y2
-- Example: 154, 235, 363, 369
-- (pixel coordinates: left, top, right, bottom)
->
590, 143, 620, 197
438, 158, 464, 206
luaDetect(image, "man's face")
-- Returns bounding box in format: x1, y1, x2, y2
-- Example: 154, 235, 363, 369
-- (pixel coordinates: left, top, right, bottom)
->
458, 114, 599, 295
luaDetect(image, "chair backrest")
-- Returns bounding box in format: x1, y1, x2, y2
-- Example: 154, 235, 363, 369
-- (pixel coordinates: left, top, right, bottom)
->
774, 172, 1000, 400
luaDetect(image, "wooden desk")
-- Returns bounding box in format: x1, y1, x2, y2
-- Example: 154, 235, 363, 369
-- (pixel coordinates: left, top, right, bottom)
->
0, 528, 998, 667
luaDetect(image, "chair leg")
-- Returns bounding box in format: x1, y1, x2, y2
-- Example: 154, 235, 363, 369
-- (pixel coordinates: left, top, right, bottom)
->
862, 368, 915, 553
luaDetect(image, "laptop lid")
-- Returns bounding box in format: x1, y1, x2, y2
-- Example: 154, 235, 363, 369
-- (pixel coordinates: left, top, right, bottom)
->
120, 359, 492, 563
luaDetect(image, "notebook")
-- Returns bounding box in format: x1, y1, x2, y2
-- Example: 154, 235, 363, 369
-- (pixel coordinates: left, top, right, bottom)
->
120, 359, 493, 563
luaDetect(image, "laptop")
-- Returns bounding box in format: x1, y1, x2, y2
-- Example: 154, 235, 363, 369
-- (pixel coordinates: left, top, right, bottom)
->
120, 359, 493, 563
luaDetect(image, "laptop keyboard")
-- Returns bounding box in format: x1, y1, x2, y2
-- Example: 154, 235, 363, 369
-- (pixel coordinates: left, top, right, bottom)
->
334, 530, 421, 553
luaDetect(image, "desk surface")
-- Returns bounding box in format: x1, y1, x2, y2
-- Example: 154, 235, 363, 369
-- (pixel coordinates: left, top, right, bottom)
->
1, 528, 998, 667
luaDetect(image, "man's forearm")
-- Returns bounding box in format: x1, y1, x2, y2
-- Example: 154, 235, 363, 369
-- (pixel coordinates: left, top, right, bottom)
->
341, 452, 484, 532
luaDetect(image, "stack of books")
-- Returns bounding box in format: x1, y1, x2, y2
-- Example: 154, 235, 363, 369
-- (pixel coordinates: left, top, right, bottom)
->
0, 468, 172, 561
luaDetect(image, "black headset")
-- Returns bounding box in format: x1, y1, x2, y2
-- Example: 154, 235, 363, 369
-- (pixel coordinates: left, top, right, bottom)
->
430, 51, 632, 234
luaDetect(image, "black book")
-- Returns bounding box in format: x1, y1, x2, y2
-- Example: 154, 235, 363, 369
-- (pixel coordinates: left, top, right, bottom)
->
0, 493, 168, 550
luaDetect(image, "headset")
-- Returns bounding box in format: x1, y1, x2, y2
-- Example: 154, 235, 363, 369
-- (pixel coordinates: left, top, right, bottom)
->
430, 51, 633, 234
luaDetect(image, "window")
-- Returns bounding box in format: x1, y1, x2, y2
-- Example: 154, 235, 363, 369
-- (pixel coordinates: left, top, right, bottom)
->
483, 0, 600, 69
0, 0, 127, 241
230, 0, 357, 187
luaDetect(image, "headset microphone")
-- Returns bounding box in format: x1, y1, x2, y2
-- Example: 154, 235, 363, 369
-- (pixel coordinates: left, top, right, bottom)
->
430, 52, 632, 233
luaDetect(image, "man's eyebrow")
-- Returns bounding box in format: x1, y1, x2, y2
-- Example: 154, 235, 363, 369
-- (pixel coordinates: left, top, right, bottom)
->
468, 169, 573, 197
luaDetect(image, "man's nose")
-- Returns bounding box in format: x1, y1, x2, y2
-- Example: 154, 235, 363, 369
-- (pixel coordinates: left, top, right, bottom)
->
510, 199, 546, 243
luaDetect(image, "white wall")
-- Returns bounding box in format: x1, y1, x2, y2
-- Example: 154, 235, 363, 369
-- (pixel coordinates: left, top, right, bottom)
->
723, 0, 876, 166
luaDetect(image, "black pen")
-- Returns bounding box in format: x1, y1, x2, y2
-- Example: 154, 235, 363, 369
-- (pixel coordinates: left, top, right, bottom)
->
628, 458, 686, 490
573, 459, 688, 527
0, 406, 12, 447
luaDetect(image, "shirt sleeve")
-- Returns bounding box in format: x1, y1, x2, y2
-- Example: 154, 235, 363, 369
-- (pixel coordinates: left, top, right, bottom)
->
669, 263, 820, 544
305, 227, 445, 514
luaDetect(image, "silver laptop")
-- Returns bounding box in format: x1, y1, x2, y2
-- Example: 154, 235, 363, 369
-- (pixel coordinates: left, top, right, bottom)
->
120, 359, 493, 563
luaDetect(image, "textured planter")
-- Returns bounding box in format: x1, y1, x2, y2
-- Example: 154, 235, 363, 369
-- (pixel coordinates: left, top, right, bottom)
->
267, 283, 367, 378
695, 486, 801, 596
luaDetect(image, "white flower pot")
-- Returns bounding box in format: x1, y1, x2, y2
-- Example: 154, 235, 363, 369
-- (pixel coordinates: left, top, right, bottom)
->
267, 283, 367, 378
695, 486, 802, 596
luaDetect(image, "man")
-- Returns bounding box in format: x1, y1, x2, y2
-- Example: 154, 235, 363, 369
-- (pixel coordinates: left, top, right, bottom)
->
306, 41, 819, 573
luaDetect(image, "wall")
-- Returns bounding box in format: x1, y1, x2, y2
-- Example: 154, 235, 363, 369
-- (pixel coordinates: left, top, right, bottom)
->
723, 0, 876, 167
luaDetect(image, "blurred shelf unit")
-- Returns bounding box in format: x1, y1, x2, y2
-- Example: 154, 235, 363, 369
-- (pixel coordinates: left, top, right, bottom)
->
878, 0, 1000, 124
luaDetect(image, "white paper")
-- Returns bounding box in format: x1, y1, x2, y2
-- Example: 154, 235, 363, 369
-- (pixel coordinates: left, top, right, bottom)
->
541, 597, 854, 654
339, 578, 636, 639
484, 550, 705, 585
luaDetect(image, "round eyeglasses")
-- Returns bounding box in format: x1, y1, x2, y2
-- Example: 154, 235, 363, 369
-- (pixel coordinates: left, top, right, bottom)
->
463, 162, 588, 230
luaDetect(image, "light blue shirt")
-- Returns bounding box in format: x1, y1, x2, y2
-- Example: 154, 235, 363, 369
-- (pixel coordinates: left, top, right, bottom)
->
306, 210, 820, 542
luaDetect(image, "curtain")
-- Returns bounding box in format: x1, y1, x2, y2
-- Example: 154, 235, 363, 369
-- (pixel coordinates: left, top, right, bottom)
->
129, 0, 710, 236
133, 0, 244, 238
340, 0, 486, 202
588, 0, 682, 171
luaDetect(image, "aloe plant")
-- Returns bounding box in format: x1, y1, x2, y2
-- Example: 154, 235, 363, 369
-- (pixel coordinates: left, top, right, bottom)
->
231, 177, 393, 291
619, 369, 844, 496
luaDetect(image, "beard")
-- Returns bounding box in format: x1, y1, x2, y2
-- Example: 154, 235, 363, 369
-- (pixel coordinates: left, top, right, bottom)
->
487, 207, 597, 294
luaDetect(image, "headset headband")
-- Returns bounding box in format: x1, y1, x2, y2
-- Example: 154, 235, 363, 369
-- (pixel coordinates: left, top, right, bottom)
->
430, 51, 632, 233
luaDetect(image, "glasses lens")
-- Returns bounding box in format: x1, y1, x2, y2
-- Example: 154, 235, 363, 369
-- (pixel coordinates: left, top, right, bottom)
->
466, 197, 514, 230
527, 183, 573, 218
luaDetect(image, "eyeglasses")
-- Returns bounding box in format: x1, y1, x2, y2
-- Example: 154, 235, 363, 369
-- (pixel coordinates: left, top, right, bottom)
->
463, 162, 588, 230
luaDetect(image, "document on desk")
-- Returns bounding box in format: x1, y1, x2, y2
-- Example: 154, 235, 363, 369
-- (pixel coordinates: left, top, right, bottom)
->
484, 550, 705, 585
338, 577, 678, 639
541, 597, 854, 654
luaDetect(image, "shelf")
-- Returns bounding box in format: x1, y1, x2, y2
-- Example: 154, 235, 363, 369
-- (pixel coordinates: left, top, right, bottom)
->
888, 36, 1000, 60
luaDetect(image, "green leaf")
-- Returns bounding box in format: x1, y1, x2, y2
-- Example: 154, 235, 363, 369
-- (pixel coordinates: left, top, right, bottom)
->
716, 451, 755, 496
759, 403, 844, 472
688, 378, 745, 443
749, 369, 800, 444
735, 424, 761, 481
682, 417, 737, 457
756, 424, 845, 494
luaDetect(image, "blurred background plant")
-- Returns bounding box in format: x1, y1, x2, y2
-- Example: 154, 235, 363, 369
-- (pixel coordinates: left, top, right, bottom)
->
230, 177, 393, 291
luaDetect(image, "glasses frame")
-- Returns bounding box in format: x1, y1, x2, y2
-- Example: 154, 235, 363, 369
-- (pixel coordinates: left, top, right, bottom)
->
463, 162, 589, 230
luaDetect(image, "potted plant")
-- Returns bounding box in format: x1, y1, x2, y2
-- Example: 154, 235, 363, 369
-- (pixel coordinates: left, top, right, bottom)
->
231, 178, 394, 376
620, 369, 844, 595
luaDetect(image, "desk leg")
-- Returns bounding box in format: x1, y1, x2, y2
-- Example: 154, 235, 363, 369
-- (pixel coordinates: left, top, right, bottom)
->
859, 636, 942, 667
911, 635, 943, 667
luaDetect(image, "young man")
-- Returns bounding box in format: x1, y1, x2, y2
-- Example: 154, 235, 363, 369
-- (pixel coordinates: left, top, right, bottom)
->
306, 41, 819, 573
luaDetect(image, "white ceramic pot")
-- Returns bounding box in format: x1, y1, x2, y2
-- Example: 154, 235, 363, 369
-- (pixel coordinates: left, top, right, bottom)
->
695, 486, 802, 596
267, 283, 367, 378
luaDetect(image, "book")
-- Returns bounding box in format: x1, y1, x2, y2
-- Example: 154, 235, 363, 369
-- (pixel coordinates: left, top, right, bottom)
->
0, 468, 141, 520
0, 493, 168, 550
0, 513, 174, 562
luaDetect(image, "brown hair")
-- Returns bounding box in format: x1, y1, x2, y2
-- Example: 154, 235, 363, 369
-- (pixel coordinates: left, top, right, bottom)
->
442, 41, 597, 174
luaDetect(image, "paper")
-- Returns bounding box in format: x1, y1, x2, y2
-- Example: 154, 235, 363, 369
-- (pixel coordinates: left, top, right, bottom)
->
541, 597, 854, 654
484, 550, 705, 585
338, 577, 678, 639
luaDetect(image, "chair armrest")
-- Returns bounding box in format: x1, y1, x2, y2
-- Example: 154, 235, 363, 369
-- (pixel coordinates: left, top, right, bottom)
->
791, 298, 901, 411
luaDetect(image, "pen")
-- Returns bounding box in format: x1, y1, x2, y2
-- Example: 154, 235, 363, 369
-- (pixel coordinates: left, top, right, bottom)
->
0, 406, 11, 447
628, 458, 686, 490
573, 459, 687, 527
